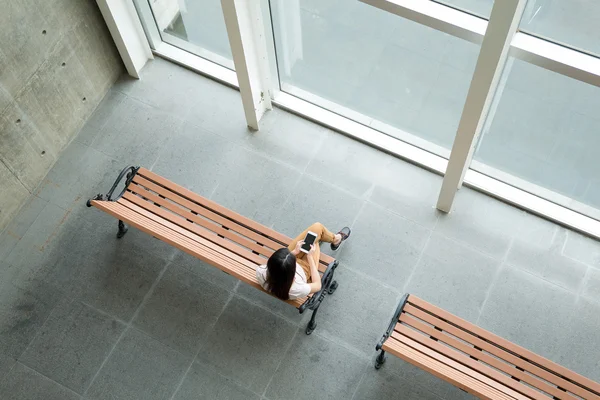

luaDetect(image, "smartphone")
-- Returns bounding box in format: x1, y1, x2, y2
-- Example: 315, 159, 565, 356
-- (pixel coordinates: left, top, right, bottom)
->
300, 231, 318, 254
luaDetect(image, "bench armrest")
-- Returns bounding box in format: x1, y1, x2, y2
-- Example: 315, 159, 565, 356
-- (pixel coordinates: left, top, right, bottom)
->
298, 259, 339, 313
87, 165, 140, 206
376, 293, 409, 351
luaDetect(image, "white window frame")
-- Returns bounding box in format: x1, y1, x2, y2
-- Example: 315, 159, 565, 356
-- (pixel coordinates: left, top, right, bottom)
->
101, 0, 600, 240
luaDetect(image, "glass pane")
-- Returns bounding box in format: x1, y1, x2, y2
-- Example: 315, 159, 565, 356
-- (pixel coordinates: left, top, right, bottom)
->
474, 58, 600, 218
270, 0, 480, 155
433, 0, 492, 18
147, 0, 233, 68
520, 0, 600, 56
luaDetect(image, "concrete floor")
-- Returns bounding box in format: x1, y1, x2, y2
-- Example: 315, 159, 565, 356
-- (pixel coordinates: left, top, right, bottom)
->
1, 58, 600, 399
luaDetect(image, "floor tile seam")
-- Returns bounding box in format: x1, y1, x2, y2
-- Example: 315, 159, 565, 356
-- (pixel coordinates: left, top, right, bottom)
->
28, 131, 96, 200
349, 198, 368, 227
4, 197, 70, 255
475, 263, 507, 326
301, 125, 329, 175
0, 158, 33, 195
558, 234, 600, 270
79, 301, 129, 327
267, 171, 305, 230
236, 138, 310, 176
7, 362, 83, 398
349, 365, 369, 400
301, 169, 369, 201
81, 144, 125, 169
476, 235, 514, 323
310, 327, 373, 361
80, 93, 125, 149
477, 261, 580, 327
431, 226, 508, 263
83, 140, 121, 167
169, 352, 265, 400
501, 256, 586, 294
228, 289, 305, 328
401, 227, 435, 295
330, 198, 407, 292
192, 289, 237, 358
81, 324, 129, 397
0, 193, 47, 239
170, 291, 239, 400
177, 116, 236, 141
128, 260, 173, 326
165, 343, 194, 400
514, 260, 583, 293
341, 262, 404, 294
149, 116, 187, 172
175, 263, 240, 294
260, 327, 301, 398
363, 197, 438, 232
1, 357, 18, 380
17, 297, 78, 367
575, 265, 592, 297
111, 89, 178, 116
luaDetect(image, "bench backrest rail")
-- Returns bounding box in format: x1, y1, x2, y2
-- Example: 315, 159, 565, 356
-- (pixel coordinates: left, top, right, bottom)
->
129, 168, 333, 271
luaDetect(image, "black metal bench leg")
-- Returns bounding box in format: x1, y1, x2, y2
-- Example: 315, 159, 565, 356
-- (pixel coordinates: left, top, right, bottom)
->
327, 280, 338, 294
117, 220, 128, 239
305, 307, 319, 335
375, 349, 387, 369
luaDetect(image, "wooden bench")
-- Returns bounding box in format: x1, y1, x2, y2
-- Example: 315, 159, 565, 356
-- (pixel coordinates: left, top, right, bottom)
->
375, 294, 600, 400
87, 166, 339, 335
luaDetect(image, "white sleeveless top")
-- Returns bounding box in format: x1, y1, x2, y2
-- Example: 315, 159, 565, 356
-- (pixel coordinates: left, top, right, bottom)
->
255, 263, 311, 299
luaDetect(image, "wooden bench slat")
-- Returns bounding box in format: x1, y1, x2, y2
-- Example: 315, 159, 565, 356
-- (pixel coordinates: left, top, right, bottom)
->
407, 295, 600, 395
398, 315, 580, 400
106, 200, 258, 275
126, 182, 275, 260
402, 304, 599, 400
121, 196, 324, 283
133, 172, 334, 269
137, 168, 303, 248
95, 201, 254, 278
384, 338, 524, 400
117, 198, 261, 272
391, 328, 547, 400
138, 168, 291, 242
121, 191, 267, 266
92, 200, 308, 308
131, 176, 284, 253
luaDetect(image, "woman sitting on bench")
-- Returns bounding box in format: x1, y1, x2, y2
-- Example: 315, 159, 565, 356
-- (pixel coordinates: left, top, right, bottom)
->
256, 223, 350, 300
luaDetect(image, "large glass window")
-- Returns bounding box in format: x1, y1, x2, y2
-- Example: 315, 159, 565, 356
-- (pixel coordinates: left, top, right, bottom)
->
270, 0, 480, 155
435, 0, 492, 18
519, 0, 600, 56
473, 57, 600, 218
147, 0, 233, 68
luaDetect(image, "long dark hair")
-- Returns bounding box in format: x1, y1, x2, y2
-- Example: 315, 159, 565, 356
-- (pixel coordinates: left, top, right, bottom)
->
266, 248, 297, 300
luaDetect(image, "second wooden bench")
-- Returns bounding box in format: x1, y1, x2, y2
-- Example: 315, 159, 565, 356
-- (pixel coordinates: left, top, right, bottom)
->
375, 294, 600, 400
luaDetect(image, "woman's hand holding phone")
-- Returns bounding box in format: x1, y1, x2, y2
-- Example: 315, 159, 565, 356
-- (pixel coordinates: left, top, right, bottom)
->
292, 241, 305, 256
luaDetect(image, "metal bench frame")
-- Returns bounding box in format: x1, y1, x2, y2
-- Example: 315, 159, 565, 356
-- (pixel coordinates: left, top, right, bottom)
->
88, 165, 340, 335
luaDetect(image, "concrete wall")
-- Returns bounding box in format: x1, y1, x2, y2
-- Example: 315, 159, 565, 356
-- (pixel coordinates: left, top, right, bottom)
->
0, 0, 123, 230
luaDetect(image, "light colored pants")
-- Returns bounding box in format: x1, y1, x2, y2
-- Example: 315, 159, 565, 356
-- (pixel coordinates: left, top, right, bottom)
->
288, 222, 336, 282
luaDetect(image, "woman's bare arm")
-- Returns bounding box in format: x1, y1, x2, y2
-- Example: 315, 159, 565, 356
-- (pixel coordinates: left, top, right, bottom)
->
307, 246, 322, 293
